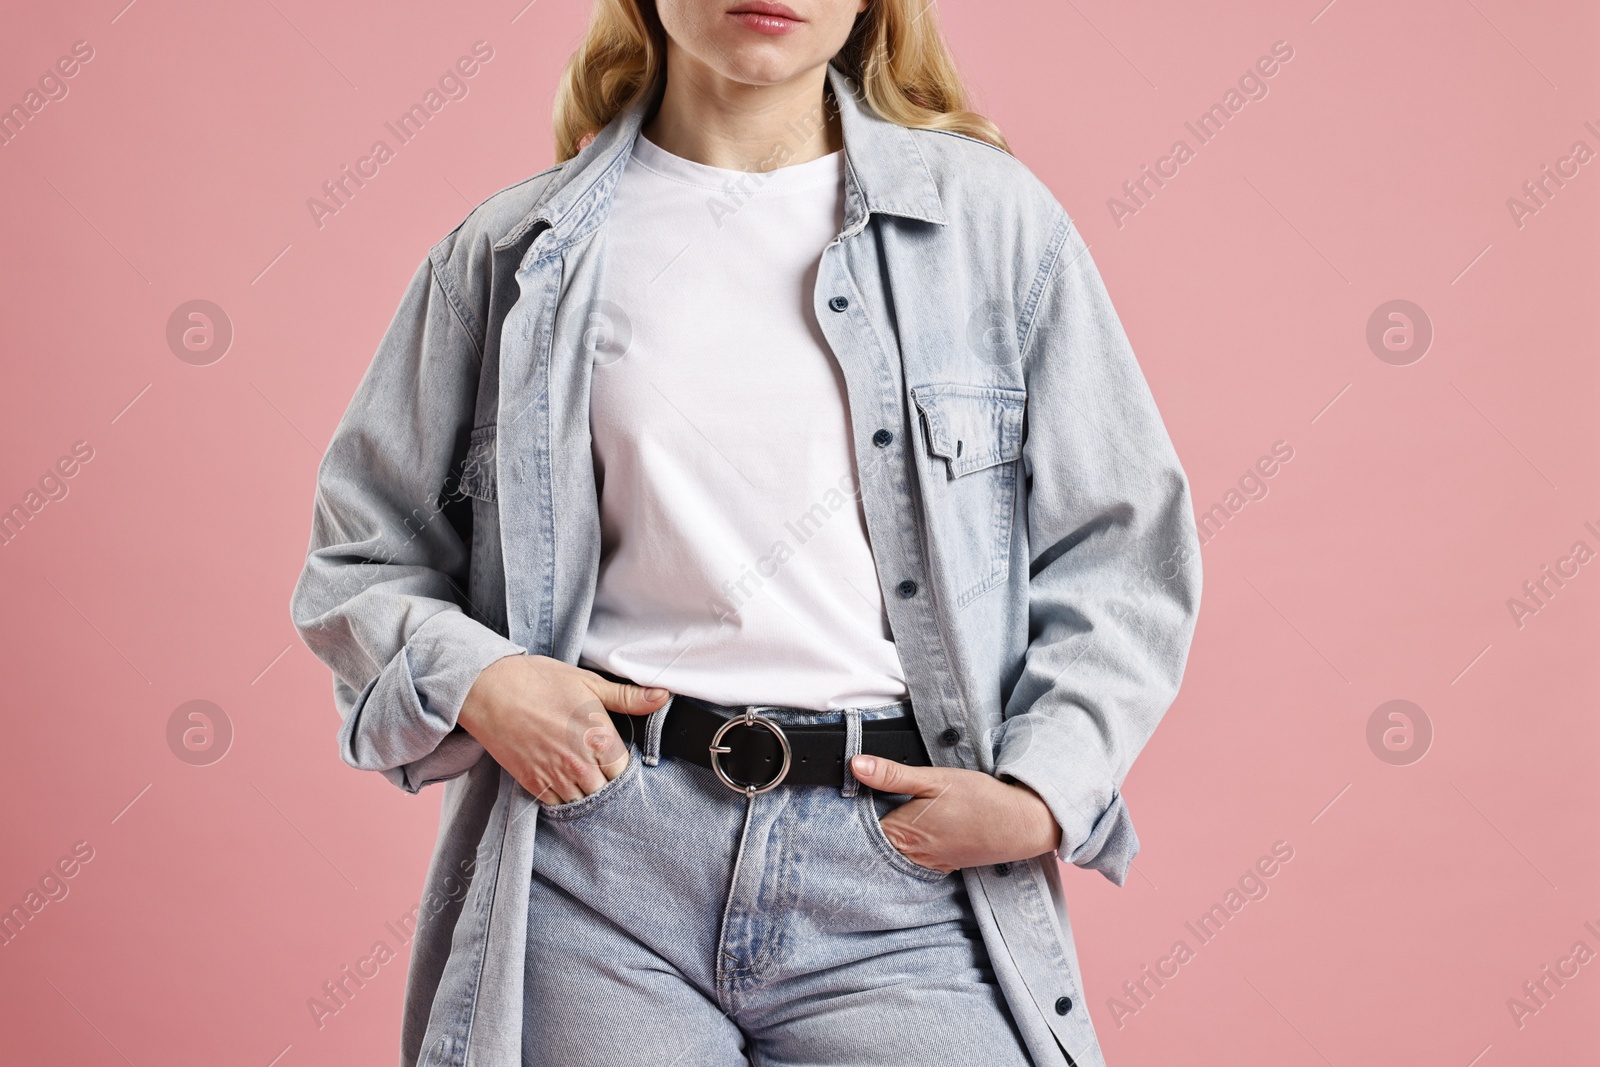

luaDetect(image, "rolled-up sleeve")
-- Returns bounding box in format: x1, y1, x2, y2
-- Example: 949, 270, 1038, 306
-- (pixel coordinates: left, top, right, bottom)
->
290, 249, 525, 793
994, 211, 1202, 885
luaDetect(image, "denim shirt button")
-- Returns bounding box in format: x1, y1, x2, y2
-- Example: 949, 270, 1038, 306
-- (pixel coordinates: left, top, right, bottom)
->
872, 428, 893, 447
1054, 996, 1073, 1015
938, 727, 961, 746
896, 579, 917, 598
828, 296, 849, 312
993, 861, 1012, 877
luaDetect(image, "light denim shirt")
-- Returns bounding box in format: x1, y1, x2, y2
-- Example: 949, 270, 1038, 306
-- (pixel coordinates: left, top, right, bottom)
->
291, 62, 1201, 1067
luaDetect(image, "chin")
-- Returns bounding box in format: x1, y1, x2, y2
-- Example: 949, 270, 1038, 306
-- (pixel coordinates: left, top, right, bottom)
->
713, 43, 814, 86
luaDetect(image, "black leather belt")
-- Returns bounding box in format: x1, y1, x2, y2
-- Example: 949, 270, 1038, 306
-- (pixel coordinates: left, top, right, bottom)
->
606, 693, 930, 794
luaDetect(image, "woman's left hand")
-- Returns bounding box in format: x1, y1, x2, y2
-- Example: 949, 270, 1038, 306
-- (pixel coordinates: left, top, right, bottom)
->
849, 754, 1063, 874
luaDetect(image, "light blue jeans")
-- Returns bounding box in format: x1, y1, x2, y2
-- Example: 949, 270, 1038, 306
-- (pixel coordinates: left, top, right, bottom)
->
522, 703, 1036, 1066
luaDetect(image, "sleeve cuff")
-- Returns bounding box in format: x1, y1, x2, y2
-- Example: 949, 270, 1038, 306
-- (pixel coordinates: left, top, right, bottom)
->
405, 609, 527, 725
1063, 792, 1140, 886
992, 716, 1141, 886
337, 609, 525, 792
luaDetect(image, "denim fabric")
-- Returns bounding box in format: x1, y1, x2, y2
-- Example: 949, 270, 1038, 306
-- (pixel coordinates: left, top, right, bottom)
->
523, 713, 1034, 1067
290, 60, 1201, 1067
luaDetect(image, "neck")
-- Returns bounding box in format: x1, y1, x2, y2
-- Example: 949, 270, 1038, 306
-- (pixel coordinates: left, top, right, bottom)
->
642, 49, 841, 171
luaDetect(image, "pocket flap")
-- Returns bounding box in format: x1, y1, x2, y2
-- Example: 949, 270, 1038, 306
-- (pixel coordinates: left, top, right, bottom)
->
458, 425, 498, 502
910, 384, 1026, 477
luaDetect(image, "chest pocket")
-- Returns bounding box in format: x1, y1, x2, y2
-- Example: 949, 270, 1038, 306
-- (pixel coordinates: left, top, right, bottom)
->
459, 425, 498, 503
454, 424, 511, 634
910, 384, 1026, 607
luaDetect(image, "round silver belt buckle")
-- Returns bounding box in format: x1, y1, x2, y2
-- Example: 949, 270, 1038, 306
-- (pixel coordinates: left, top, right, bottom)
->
709, 709, 792, 795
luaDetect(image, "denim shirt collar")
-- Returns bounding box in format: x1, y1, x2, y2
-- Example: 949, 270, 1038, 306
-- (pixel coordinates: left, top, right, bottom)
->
491, 62, 947, 260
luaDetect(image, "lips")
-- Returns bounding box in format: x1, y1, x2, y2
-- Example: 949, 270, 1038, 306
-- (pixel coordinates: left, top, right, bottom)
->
729, 1, 802, 20
728, 1, 803, 34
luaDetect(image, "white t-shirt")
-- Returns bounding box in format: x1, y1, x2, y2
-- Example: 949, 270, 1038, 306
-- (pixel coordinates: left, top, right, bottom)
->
576, 132, 909, 710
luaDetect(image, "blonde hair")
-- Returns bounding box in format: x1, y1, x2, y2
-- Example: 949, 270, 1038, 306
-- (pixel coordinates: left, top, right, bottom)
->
552, 0, 1008, 163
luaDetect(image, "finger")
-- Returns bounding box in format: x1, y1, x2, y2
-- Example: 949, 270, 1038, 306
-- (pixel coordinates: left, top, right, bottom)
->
573, 711, 630, 770
552, 738, 610, 796
596, 736, 632, 781
570, 760, 610, 796
588, 675, 671, 716
877, 802, 955, 873
850, 754, 945, 798
569, 719, 628, 785
531, 779, 583, 805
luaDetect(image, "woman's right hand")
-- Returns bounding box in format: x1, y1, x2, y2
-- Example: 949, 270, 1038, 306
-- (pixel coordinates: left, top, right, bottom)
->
456, 654, 670, 804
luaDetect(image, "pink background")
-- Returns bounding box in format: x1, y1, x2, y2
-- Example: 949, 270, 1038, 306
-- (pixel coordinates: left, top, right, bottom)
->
2, 1, 1596, 1064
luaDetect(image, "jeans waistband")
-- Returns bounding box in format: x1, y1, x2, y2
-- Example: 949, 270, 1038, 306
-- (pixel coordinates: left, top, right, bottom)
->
587, 666, 911, 725
676, 692, 913, 726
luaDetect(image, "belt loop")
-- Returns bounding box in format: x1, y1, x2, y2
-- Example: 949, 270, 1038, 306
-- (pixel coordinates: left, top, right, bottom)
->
841, 708, 863, 797
643, 696, 672, 767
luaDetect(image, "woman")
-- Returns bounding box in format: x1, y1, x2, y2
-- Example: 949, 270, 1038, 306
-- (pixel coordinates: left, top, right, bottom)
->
291, 1, 1201, 1064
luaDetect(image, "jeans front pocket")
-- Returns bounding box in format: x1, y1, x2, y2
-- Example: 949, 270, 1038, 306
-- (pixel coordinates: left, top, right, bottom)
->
858, 790, 952, 881
536, 744, 642, 821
